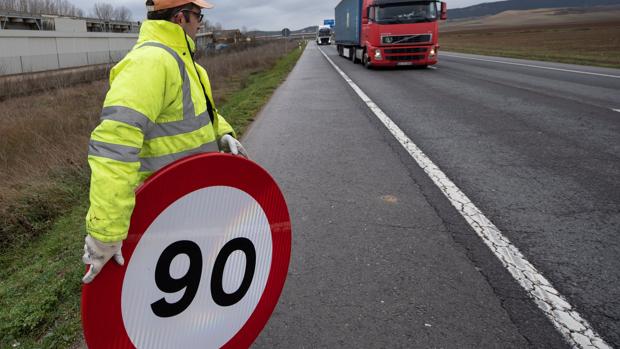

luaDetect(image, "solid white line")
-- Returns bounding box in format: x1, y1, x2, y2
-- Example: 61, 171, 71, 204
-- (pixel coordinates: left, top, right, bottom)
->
441, 53, 620, 79
613, 109, 620, 113
318, 47, 612, 349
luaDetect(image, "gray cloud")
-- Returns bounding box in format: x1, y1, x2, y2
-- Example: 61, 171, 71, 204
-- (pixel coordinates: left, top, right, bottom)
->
70, 0, 488, 31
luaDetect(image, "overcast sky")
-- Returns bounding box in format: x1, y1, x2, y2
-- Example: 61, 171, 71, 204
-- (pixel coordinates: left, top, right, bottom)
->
72, 0, 490, 31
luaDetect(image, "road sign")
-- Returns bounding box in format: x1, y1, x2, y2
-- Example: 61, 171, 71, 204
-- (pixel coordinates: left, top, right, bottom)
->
281, 28, 290, 37
323, 19, 335, 27
82, 153, 292, 349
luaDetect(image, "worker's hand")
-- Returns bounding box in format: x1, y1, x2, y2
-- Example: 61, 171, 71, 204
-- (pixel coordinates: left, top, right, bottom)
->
219, 134, 249, 159
82, 235, 124, 284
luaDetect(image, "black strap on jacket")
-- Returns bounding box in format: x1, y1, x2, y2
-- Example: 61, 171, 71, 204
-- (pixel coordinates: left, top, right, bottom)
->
185, 35, 215, 124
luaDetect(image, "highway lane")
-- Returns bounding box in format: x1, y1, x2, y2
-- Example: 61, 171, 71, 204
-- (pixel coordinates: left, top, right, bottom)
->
318, 45, 620, 346
438, 52, 620, 120
244, 44, 570, 348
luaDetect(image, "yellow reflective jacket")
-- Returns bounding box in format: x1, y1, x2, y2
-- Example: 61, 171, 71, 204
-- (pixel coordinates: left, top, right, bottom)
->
86, 20, 235, 242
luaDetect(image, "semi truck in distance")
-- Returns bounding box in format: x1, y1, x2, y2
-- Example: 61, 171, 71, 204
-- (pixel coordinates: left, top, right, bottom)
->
316, 26, 333, 45
335, 0, 447, 68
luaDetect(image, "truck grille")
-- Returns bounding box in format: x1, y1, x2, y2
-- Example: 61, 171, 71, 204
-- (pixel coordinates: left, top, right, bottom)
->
384, 48, 427, 54
382, 34, 431, 45
386, 55, 425, 61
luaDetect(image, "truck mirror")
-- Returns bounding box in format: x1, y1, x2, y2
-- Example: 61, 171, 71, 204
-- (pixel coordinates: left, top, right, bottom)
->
440, 2, 447, 20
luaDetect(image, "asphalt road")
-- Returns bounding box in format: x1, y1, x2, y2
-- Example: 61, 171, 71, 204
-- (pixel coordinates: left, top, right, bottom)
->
244, 44, 619, 348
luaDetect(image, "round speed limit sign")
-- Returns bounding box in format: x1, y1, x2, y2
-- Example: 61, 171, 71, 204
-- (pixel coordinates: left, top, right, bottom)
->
82, 153, 292, 349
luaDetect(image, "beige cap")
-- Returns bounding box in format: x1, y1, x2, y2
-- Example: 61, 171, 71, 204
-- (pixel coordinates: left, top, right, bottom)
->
150, 0, 214, 11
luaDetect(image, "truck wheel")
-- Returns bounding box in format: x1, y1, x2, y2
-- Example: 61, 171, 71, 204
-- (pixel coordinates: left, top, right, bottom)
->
363, 51, 372, 69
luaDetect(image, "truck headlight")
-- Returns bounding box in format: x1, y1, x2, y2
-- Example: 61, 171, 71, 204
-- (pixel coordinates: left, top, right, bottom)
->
375, 49, 382, 60
429, 47, 436, 58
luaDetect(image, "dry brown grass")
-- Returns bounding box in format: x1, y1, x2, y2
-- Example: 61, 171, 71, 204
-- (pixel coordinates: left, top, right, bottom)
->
0, 81, 104, 247
0, 65, 111, 100
440, 8, 620, 68
0, 39, 301, 249
199, 40, 300, 105
0, 81, 105, 200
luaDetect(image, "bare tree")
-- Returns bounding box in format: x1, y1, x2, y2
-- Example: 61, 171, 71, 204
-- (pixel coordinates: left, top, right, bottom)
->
0, 0, 83, 16
91, 3, 134, 21
0, 0, 134, 20
113, 6, 132, 21
92, 2, 114, 21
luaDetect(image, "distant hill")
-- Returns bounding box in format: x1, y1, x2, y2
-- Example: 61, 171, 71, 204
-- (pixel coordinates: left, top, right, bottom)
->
448, 0, 620, 20
248, 26, 318, 37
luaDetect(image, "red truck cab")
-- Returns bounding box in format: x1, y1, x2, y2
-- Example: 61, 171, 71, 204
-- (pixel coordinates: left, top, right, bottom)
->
336, 0, 447, 68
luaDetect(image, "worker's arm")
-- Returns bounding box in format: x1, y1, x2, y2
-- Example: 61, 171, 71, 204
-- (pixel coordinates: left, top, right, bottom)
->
83, 49, 171, 283
86, 50, 169, 242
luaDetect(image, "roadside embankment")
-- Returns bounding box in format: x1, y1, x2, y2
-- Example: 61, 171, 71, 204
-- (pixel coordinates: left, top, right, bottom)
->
440, 7, 620, 68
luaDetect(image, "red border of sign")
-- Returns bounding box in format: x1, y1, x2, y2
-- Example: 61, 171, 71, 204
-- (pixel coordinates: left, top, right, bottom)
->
82, 153, 292, 349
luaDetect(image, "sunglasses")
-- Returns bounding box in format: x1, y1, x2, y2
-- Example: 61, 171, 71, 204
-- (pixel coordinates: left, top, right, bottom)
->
180, 10, 204, 22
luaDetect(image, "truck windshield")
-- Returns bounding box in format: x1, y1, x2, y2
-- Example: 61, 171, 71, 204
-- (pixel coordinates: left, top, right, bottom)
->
318, 29, 331, 36
375, 2, 438, 24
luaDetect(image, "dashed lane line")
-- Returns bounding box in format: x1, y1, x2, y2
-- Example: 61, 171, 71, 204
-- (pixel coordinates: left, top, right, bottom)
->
318, 47, 612, 349
441, 53, 620, 79
613, 109, 620, 113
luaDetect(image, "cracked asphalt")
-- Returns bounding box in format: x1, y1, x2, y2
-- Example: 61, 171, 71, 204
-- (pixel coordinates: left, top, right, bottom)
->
243, 43, 619, 348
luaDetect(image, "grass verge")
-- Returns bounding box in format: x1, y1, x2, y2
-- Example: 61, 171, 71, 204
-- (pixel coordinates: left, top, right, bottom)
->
0, 41, 306, 349
0, 200, 88, 349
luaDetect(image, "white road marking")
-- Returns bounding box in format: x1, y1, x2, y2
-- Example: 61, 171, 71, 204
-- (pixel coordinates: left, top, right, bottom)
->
318, 47, 612, 349
613, 109, 620, 113
441, 53, 620, 79
428, 66, 437, 70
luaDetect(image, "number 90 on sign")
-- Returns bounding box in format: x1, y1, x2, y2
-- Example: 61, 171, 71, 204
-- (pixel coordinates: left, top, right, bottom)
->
151, 237, 256, 318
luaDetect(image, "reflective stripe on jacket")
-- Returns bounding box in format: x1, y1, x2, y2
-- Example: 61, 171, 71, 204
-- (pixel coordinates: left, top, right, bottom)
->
86, 20, 235, 242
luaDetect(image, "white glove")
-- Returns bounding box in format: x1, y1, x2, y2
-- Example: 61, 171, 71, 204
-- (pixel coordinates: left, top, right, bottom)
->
82, 235, 124, 284
219, 134, 249, 159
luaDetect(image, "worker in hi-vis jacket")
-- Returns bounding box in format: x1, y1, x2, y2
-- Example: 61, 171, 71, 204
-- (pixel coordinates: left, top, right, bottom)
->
82, 0, 248, 283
